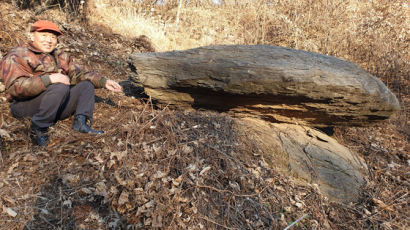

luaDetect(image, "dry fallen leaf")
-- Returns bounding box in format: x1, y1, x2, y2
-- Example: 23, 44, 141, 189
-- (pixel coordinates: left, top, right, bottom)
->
153, 171, 167, 179
118, 191, 129, 205
62, 174, 80, 184
95, 182, 108, 196
199, 166, 211, 176
23, 154, 37, 162
2, 196, 16, 206
152, 213, 163, 228
114, 170, 127, 186
0, 82, 5, 92
172, 176, 183, 186
7, 162, 18, 174
3, 206, 17, 217
81, 187, 93, 194
373, 198, 394, 212
110, 151, 127, 161
0, 128, 10, 138
182, 145, 193, 154
94, 154, 104, 163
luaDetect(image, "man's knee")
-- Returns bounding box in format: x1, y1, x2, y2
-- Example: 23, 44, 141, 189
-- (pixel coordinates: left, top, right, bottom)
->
46, 83, 70, 96
71, 81, 95, 99
77, 81, 95, 91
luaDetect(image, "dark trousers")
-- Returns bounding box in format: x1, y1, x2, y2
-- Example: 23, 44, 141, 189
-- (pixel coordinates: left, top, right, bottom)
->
10, 81, 95, 129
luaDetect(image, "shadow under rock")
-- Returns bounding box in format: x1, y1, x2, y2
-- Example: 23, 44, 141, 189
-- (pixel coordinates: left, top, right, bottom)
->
95, 95, 116, 106
119, 80, 147, 99
95, 80, 148, 106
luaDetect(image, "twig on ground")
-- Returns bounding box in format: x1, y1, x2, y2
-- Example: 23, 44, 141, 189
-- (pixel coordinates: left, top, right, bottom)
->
283, 214, 308, 230
40, 215, 57, 229
199, 215, 239, 230
15, 177, 23, 191
196, 184, 257, 198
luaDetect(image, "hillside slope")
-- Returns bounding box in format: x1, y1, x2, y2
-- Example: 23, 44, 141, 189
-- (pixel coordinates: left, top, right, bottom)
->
0, 3, 408, 229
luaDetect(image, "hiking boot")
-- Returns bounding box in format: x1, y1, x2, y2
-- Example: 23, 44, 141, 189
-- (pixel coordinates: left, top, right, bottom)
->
72, 115, 104, 135
30, 124, 49, 147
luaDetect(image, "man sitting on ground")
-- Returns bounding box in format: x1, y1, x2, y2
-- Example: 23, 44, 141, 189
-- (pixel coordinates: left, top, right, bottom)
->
0, 20, 123, 146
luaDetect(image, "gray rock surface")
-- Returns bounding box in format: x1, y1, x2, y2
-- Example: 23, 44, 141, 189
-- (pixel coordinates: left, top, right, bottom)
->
128, 45, 400, 126
236, 118, 368, 203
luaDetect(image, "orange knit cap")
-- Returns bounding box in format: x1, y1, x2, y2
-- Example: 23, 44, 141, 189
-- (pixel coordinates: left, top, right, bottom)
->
30, 20, 63, 36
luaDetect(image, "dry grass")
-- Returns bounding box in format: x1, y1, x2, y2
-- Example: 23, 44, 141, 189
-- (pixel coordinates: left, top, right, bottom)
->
86, 0, 408, 60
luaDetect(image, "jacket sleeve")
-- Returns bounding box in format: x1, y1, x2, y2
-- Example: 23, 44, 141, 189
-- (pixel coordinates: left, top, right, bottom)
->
59, 52, 107, 88
1, 51, 47, 100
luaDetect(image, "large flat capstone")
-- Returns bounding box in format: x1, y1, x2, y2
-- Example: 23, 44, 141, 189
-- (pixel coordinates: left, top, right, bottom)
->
128, 45, 400, 126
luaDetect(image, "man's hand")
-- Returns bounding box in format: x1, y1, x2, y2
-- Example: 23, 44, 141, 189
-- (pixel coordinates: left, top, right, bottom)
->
49, 73, 70, 85
105, 79, 123, 92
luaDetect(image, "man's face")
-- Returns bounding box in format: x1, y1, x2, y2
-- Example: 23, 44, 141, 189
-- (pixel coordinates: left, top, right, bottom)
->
30, 31, 58, 53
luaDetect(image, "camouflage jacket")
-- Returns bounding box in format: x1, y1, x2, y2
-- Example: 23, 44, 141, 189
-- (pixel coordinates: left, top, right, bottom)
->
0, 42, 107, 101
